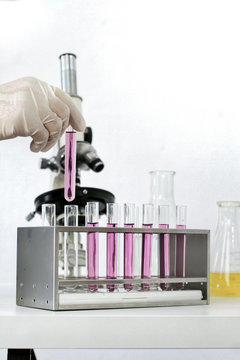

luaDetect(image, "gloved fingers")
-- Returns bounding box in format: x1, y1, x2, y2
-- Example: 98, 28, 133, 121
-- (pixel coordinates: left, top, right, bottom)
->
49, 95, 70, 133
53, 87, 86, 132
40, 112, 63, 152
30, 123, 49, 153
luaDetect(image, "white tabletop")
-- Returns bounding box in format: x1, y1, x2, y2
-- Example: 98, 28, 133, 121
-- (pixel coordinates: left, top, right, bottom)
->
1, 285, 240, 349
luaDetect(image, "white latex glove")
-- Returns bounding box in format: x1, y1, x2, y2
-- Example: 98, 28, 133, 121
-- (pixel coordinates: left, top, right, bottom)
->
0, 77, 85, 152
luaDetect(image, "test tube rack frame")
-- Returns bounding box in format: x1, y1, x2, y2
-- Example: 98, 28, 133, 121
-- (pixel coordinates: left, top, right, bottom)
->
16, 226, 210, 311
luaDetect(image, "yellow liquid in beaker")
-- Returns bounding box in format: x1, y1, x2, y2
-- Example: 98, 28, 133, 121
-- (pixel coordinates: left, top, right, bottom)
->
210, 272, 240, 296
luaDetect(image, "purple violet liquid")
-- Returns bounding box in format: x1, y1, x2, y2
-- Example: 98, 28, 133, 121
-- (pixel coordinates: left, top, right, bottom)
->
107, 223, 118, 292
64, 131, 76, 202
87, 222, 99, 292
124, 224, 134, 291
159, 224, 170, 290
175, 224, 186, 290
141, 224, 152, 290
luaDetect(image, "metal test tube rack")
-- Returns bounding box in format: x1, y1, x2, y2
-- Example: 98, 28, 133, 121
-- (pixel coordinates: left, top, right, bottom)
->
16, 226, 210, 310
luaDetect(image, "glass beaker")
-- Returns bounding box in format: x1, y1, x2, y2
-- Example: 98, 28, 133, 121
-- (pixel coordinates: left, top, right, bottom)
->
149, 170, 176, 227
211, 201, 240, 296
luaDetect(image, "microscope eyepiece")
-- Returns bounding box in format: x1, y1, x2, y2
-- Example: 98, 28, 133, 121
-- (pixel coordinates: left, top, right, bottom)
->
88, 158, 104, 172
84, 151, 104, 172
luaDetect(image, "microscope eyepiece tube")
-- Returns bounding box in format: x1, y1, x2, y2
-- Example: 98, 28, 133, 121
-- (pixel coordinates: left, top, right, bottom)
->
84, 151, 104, 172
59, 53, 78, 96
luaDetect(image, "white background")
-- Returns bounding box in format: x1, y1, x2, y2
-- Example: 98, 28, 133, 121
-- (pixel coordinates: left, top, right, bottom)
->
0, 0, 240, 358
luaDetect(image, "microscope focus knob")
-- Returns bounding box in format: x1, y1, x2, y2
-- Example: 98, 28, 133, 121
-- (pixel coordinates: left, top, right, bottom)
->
39, 158, 49, 169
84, 127, 93, 144
39, 158, 59, 172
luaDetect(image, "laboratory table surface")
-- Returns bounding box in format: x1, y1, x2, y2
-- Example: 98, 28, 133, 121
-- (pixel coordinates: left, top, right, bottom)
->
0, 285, 240, 349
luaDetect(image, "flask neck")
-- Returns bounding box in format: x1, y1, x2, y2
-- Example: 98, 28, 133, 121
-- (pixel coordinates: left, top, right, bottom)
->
217, 202, 240, 222
216, 203, 240, 235
150, 171, 175, 203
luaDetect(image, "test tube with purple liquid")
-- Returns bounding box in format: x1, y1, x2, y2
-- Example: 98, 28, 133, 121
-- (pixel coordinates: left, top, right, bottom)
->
141, 204, 154, 290
106, 203, 119, 292
159, 205, 170, 290
124, 204, 136, 291
175, 205, 187, 289
64, 126, 76, 202
86, 202, 99, 292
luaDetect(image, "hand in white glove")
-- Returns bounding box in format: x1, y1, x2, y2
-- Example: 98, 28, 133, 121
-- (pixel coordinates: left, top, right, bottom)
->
0, 77, 85, 152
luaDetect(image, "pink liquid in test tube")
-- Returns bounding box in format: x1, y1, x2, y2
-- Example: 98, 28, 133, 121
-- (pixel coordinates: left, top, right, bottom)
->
87, 222, 99, 292
124, 224, 134, 291
159, 224, 170, 290
64, 131, 76, 202
141, 224, 152, 290
107, 223, 118, 292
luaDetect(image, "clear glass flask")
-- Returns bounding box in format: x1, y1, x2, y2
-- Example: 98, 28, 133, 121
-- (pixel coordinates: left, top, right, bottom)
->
86, 202, 99, 292
141, 204, 154, 290
106, 203, 119, 292
211, 201, 240, 296
64, 205, 78, 278
149, 170, 176, 227
158, 205, 170, 290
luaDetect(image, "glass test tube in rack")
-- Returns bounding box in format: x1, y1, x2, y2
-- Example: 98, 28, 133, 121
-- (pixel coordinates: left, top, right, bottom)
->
40, 202, 189, 293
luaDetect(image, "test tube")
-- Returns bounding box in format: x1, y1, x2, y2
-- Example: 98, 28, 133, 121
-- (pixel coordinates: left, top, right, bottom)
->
42, 204, 56, 226
175, 205, 187, 289
86, 202, 99, 292
64, 126, 77, 202
158, 205, 170, 290
141, 204, 154, 290
124, 203, 136, 291
64, 205, 78, 277
106, 203, 119, 292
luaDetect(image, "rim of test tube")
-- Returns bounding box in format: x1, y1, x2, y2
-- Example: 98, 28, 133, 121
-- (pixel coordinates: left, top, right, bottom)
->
64, 205, 78, 226
107, 203, 119, 224
158, 205, 169, 225
124, 203, 136, 225
176, 205, 187, 226
42, 204, 56, 226
86, 202, 99, 224
142, 203, 154, 225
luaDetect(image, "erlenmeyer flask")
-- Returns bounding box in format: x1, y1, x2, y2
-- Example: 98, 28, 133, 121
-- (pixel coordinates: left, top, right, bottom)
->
149, 170, 176, 227
211, 201, 240, 296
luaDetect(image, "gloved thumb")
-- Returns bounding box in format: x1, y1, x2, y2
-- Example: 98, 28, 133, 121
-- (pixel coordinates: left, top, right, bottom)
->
53, 87, 86, 132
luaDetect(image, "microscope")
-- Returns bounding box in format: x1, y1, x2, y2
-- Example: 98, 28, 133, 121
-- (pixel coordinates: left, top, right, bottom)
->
26, 53, 115, 225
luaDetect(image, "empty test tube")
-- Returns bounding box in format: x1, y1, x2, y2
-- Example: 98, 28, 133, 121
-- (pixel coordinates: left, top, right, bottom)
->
42, 204, 56, 226
106, 203, 119, 292
86, 202, 99, 292
141, 204, 154, 290
175, 205, 187, 289
64, 205, 78, 277
158, 205, 170, 290
124, 203, 136, 291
